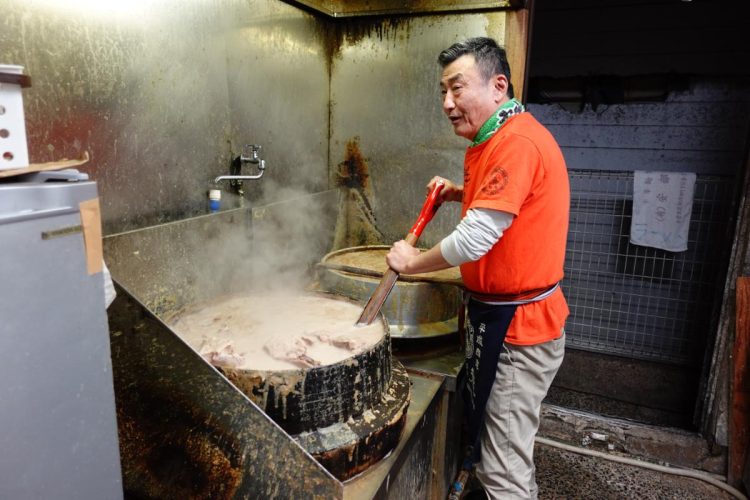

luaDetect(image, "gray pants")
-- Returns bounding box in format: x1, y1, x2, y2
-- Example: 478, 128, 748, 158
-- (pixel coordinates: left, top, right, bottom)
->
475, 332, 565, 499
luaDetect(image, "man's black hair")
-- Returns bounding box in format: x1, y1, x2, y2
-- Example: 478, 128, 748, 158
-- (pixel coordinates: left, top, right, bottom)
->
438, 37, 515, 98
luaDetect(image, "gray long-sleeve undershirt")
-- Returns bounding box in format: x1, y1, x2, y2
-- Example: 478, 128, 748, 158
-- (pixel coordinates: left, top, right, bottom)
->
439, 208, 514, 267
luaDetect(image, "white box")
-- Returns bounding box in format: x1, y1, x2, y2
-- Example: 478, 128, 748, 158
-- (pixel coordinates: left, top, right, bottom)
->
0, 64, 30, 169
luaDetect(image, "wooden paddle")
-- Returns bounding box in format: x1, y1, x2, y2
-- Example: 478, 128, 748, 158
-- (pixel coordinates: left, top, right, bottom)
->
356, 180, 445, 326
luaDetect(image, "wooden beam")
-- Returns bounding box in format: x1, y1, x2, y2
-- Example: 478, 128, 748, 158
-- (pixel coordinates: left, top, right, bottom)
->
503, 0, 533, 102
731, 276, 750, 487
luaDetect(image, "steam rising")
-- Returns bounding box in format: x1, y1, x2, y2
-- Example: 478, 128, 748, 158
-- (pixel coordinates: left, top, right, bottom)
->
246, 179, 336, 294
105, 167, 344, 317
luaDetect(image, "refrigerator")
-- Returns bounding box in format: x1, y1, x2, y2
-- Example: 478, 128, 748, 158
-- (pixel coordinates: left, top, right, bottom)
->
0, 170, 123, 498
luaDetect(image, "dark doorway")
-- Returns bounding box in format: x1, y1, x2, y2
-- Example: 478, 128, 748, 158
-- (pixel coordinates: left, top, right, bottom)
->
527, 0, 750, 428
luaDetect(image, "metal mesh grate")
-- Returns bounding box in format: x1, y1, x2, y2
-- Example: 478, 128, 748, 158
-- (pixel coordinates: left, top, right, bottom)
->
563, 170, 735, 365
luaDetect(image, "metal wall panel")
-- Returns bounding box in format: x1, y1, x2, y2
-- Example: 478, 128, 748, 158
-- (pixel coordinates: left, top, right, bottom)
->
329, 13, 509, 247
289, 0, 514, 17
0, 0, 329, 234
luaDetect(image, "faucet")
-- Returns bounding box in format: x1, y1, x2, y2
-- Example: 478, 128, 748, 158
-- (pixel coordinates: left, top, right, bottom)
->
215, 144, 267, 195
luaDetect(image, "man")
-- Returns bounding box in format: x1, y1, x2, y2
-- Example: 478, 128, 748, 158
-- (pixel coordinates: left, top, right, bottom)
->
386, 37, 569, 499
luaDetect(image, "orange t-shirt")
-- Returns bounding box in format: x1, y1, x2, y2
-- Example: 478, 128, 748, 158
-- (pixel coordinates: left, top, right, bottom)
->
460, 112, 570, 345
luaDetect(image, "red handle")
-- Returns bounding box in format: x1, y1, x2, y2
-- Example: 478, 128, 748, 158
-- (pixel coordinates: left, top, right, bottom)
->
356, 179, 446, 326
409, 180, 445, 238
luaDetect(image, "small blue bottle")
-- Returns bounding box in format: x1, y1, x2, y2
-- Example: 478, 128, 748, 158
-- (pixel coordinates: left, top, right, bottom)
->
208, 188, 221, 212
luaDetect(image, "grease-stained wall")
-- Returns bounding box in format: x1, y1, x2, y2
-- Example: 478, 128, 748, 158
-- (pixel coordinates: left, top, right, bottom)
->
1, 0, 330, 234
2, 0, 516, 241
328, 12, 512, 247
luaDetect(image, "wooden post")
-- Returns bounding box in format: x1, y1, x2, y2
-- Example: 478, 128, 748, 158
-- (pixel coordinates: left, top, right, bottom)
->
731, 276, 750, 487
503, 0, 534, 103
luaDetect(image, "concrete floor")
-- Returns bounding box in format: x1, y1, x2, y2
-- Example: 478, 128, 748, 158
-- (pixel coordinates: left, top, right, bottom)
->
534, 442, 735, 499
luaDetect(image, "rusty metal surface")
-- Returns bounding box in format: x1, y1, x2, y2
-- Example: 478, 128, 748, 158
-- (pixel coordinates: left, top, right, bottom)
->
330, 138, 385, 249
289, 0, 514, 17
107, 284, 343, 499
328, 12, 510, 247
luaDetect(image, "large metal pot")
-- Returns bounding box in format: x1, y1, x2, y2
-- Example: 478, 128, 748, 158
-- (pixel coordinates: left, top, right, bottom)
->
318, 245, 463, 339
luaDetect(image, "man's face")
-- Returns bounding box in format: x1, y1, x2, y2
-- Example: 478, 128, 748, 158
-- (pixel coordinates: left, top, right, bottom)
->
440, 54, 508, 140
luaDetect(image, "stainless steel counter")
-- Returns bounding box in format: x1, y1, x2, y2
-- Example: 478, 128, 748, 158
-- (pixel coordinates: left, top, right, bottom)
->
400, 349, 465, 392
399, 348, 466, 498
